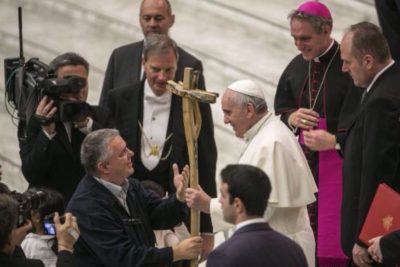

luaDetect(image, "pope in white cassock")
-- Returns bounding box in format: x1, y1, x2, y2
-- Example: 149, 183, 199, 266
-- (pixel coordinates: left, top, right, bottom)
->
185, 80, 318, 267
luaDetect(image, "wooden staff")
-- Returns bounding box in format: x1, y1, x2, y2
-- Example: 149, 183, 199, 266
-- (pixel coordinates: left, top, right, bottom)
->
166, 67, 218, 267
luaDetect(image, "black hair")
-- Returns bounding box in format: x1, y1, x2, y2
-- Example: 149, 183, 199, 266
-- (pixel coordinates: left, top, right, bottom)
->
27, 187, 65, 222
220, 164, 271, 217
49, 52, 89, 74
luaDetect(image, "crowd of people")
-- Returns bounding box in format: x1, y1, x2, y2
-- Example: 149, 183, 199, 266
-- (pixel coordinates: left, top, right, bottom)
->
1, 0, 400, 266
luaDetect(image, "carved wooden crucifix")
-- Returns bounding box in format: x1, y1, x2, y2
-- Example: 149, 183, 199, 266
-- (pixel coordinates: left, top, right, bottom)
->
166, 67, 218, 267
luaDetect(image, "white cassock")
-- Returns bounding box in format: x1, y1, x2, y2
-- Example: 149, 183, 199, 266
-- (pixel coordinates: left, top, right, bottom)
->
210, 112, 318, 267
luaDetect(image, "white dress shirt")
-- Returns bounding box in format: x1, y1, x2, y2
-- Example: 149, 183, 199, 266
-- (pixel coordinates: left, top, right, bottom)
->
141, 80, 172, 170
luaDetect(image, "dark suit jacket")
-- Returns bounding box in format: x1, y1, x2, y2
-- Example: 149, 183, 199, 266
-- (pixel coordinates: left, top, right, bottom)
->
375, 0, 400, 64
67, 174, 187, 267
0, 246, 74, 267
206, 222, 308, 267
19, 106, 111, 202
341, 63, 400, 256
107, 80, 217, 233
381, 230, 400, 265
99, 40, 205, 106
0, 246, 44, 267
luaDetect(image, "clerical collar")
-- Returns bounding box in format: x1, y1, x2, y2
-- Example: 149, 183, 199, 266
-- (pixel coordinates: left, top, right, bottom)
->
235, 218, 266, 231
365, 60, 395, 93
313, 40, 335, 63
243, 111, 271, 143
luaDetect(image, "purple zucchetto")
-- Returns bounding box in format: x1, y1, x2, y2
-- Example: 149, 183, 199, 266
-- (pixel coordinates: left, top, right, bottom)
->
296, 1, 332, 19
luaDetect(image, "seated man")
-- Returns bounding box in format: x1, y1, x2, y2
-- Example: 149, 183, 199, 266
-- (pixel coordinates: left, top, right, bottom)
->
19, 52, 111, 203
206, 164, 308, 267
0, 193, 78, 267
67, 129, 202, 266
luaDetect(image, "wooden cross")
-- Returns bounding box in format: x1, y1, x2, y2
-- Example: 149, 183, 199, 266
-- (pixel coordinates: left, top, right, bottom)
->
166, 67, 218, 267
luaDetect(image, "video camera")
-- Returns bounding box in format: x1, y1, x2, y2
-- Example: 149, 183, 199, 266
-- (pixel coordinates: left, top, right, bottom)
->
4, 7, 93, 139
11, 189, 46, 227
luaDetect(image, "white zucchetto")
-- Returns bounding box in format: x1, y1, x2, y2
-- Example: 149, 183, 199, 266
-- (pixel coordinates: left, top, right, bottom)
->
227, 80, 265, 100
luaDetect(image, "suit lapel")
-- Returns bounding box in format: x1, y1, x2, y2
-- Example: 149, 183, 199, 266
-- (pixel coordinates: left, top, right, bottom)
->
346, 66, 391, 130
130, 41, 144, 85
56, 122, 75, 158
123, 83, 143, 151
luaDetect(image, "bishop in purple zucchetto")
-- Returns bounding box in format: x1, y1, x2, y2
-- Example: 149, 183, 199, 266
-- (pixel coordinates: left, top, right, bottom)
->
296, 0, 332, 19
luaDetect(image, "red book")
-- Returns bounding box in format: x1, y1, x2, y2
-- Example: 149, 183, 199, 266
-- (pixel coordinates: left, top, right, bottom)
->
359, 183, 400, 245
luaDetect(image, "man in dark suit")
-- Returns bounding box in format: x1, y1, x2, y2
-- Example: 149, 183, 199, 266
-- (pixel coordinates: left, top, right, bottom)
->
206, 164, 308, 267
107, 33, 217, 260
19, 53, 111, 202
368, 230, 400, 266
67, 129, 202, 266
375, 0, 400, 65
99, 0, 205, 106
340, 22, 400, 267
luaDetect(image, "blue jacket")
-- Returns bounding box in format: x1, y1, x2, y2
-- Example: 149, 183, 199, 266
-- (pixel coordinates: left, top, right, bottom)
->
67, 174, 187, 267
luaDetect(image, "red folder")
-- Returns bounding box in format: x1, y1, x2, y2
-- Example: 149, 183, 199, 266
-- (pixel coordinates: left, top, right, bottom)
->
359, 183, 400, 245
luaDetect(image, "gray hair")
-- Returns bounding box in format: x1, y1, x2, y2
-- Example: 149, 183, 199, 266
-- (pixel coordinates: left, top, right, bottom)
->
80, 129, 120, 175
288, 10, 332, 34
143, 33, 179, 62
230, 90, 268, 114
345, 22, 390, 64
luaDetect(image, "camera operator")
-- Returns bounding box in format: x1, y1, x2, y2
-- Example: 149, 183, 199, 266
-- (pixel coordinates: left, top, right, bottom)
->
0, 193, 79, 267
19, 52, 111, 203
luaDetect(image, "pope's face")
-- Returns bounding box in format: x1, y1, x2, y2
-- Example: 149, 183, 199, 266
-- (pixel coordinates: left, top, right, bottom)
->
290, 18, 331, 61
221, 90, 251, 138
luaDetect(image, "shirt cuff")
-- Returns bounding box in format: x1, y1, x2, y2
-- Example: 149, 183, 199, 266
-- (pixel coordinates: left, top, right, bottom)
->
335, 142, 341, 150
42, 129, 56, 140
75, 117, 93, 134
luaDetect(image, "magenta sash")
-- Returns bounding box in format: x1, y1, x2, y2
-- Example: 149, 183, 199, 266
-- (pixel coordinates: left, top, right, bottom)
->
300, 119, 349, 266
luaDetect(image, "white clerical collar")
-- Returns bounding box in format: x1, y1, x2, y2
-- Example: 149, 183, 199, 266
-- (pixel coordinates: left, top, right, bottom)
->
144, 79, 172, 104
242, 111, 271, 143
365, 60, 395, 93
313, 39, 335, 63
235, 218, 266, 231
